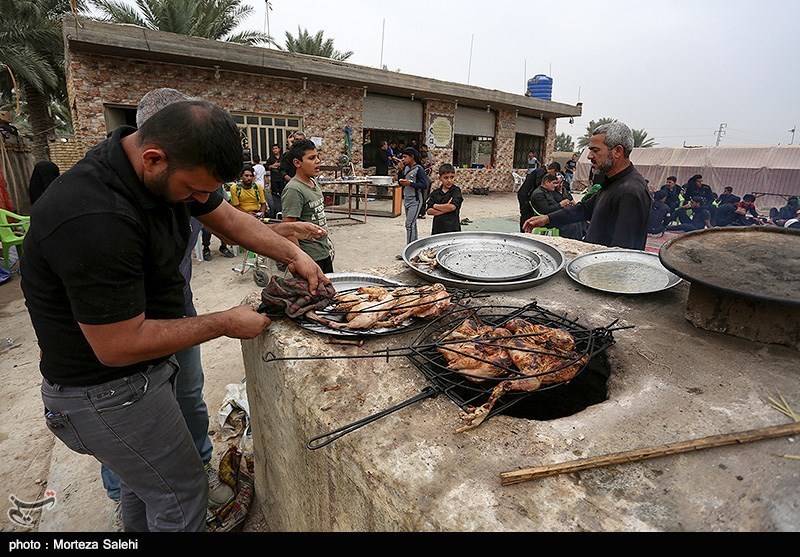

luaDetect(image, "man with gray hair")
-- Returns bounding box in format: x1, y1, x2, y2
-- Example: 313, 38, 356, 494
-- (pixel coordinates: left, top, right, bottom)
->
523, 121, 651, 250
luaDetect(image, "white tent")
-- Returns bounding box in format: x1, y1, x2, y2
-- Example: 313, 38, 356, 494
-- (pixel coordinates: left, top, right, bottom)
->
575, 145, 800, 211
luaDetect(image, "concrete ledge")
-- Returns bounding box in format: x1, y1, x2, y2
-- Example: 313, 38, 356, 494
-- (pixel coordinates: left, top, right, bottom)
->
243, 238, 800, 531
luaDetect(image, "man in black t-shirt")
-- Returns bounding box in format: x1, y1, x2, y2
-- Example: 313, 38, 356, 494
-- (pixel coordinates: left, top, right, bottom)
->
21, 101, 328, 532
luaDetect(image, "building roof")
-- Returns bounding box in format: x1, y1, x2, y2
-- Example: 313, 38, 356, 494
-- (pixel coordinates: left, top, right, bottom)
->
62, 17, 581, 120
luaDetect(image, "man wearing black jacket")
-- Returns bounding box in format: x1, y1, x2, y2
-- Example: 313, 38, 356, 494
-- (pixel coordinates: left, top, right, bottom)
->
523, 122, 651, 250
517, 161, 560, 232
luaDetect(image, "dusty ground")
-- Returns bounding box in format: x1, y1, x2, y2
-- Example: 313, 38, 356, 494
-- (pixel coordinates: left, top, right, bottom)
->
0, 190, 529, 533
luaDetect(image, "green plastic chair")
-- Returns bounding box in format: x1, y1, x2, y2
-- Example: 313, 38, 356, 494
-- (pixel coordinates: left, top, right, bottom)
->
0, 209, 30, 269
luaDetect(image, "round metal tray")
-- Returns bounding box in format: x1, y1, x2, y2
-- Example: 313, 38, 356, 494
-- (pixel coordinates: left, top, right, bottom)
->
659, 227, 800, 305
402, 232, 565, 291
566, 249, 682, 294
435, 243, 541, 282
296, 272, 411, 338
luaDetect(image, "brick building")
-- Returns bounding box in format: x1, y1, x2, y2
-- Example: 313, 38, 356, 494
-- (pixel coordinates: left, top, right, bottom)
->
62, 17, 581, 192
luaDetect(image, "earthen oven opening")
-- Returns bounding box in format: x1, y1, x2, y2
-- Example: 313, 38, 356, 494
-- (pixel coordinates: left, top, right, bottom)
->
500, 352, 611, 420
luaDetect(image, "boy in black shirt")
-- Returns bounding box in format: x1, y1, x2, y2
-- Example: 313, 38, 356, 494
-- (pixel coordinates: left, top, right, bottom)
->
426, 163, 463, 234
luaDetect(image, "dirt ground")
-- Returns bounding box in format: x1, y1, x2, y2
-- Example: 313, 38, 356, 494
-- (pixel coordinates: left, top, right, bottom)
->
0, 190, 527, 532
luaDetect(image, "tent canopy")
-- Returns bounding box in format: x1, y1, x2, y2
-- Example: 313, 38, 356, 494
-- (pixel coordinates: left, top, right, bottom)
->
576, 145, 800, 210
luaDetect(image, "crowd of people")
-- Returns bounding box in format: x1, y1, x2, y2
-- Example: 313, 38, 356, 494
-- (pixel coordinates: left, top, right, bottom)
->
646, 174, 799, 236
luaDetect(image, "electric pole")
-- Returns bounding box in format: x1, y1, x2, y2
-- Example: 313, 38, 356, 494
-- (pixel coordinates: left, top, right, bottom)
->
264, 1, 272, 47
790, 126, 796, 145
714, 123, 727, 147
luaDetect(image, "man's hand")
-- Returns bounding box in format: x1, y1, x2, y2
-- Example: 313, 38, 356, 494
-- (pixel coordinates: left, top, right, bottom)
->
223, 305, 272, 339
523, 215, 550, 233
559, 199, 573, 208
269, 221, 327, 246
286, 250, 330, 293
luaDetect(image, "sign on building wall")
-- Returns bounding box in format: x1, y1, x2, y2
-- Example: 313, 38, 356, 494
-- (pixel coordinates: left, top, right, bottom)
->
426, 114, 454, 150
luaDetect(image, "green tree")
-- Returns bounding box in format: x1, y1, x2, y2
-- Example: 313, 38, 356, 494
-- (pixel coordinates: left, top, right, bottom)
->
555, 132, 574, 152
632, 128, 657, 148
90, 0, 270, 44
0, 0, 84, 161
577, 117, 617, 149
280, 27, 353, 60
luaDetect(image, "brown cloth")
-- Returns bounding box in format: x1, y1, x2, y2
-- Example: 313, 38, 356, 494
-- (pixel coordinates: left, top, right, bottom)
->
259, 275, 337, 318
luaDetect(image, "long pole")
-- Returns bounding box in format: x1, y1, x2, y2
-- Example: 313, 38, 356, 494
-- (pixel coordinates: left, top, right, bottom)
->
265, 0, 271, 48
467, 34, 474, 84
380, 18, 385, 68
500, 421, 800, 486
790, 126, 796, 145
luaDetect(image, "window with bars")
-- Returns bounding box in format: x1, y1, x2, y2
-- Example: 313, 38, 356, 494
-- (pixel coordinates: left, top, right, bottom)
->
232, 114, 302, 162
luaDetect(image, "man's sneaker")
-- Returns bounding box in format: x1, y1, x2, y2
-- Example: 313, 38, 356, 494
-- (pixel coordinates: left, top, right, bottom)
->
205, 463, 234, 510
219, 246, 235, 258
109, 500, 123, 532
202, 249, 212, 262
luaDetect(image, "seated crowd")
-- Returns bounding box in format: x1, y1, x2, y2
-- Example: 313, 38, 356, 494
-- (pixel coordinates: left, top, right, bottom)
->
646, 173, 799, 236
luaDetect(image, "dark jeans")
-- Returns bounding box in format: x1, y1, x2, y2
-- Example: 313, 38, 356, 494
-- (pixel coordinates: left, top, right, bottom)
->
42, 357, 207, 531
101, 345, 213, 502
202, 227, 228, 251
269, 189, 283, 219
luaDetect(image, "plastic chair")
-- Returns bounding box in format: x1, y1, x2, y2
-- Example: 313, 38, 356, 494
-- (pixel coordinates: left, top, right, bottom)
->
0, 209, 30, 270
512, 172, 525, 193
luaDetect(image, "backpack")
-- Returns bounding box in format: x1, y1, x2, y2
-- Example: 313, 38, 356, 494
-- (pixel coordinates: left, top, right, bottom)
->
233, 183, 263, 205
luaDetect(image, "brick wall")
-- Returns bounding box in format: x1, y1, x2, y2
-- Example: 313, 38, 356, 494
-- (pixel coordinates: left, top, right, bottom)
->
48, 138, 85, 171
67, 52, 557, 193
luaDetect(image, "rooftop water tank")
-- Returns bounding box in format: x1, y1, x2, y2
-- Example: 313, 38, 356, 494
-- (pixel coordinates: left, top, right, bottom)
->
526, 74, 553, 101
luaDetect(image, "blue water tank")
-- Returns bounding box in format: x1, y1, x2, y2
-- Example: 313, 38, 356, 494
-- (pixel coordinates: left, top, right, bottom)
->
526, 74, 553, 101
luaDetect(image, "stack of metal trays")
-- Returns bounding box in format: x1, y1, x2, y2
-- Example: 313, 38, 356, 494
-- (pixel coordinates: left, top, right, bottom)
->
402, 232, 565, 291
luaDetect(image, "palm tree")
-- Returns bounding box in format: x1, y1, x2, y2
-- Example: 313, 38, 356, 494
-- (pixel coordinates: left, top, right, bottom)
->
632, 128, 657, 148
555, 133, 574, 152
577, 117, 617, 149
90, 0, 271, 45
280, 27, 353, 61
0, 0, 83, 161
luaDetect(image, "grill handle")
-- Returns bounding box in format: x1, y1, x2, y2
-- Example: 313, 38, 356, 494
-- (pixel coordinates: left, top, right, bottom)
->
306, 386, 439, 450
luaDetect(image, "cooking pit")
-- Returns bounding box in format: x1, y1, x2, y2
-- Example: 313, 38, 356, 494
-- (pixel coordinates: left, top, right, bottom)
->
660, 227, 800, 350
240, 236, 800, 532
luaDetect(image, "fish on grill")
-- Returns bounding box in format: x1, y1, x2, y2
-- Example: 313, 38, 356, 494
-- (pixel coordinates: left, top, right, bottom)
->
435, 314, 588, 432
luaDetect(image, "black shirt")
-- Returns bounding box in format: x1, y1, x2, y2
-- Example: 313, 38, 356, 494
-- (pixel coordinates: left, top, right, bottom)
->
659, 184, 681, 209
427, 185, 463, 234
548, 164, 651, 250
21, 126, 222, 386
375, 148, 390, 176
517, 167, 548, 216
530, 186, 562, 215
266, 154, 283, 189
648, 200, 670, 233
278, 152, 296, 195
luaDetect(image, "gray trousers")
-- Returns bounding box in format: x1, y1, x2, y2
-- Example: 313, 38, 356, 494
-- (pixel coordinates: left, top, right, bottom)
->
404, 196, 421, 244
41, 357, 207, 532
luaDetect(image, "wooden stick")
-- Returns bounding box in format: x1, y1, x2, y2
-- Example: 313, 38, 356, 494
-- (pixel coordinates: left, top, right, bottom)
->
325, 338, 364, 347
500, 421, 800, 486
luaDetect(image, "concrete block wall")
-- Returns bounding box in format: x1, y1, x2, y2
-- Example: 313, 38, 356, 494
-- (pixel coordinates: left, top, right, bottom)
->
66, 52, 557, 193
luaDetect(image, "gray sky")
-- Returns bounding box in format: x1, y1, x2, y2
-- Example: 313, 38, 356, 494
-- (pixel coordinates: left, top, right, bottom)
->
205, 1, 799, 147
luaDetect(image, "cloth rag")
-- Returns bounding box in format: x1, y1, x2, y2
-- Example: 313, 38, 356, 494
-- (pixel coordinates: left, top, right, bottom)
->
259, 275, 337, 318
